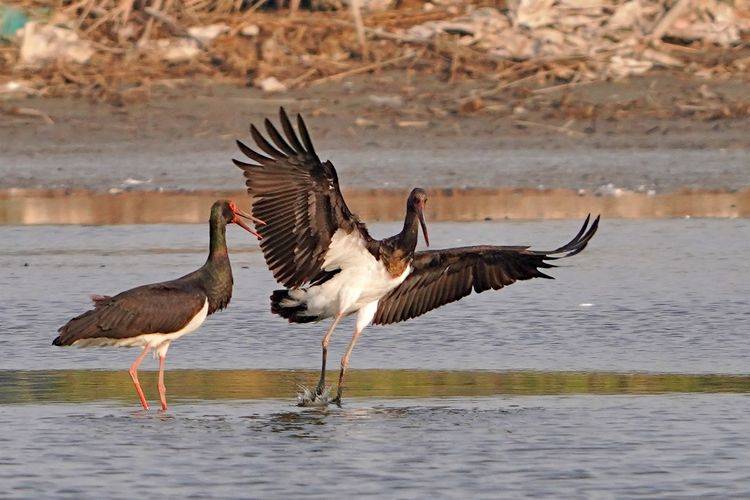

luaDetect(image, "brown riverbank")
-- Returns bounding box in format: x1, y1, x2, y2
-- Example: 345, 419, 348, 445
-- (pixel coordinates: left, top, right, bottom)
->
2, 187, 747, 225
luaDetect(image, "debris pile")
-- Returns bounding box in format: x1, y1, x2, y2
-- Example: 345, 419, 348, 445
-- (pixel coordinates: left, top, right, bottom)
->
19, 22, 94, 66
407, 0, 750, 78
0, 0, 747, 107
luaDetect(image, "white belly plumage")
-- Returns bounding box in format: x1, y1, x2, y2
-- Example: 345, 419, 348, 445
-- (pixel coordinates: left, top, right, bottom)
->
72, 298, 209, 357
281, 229, 410, 320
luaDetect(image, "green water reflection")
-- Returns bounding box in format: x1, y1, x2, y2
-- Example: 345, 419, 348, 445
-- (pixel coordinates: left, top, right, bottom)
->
2, 369, 750, 405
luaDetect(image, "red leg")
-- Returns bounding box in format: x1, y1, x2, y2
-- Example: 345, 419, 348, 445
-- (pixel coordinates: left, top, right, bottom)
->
157, 354, 168, 411
129, 346, 151, 410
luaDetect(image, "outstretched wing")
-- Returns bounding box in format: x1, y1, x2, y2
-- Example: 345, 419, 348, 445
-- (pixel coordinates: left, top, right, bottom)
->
373, 215, 600, 325
54, 283, 206, 345
234, 108, 372, 288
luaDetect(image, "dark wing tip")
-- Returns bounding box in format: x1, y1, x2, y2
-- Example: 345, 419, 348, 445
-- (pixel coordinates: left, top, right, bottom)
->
236, 138, 273, 164
561, 214, 600, 257
278, 106, 306, 153
590, 214, 601, 233
578, 214, 600, 244
264, 117, 296, 156
232, 158, 253, 169
533, 214, 600, 260
575, 213, 591, 239
250, 123, 287, 159
296, 112, 318, 158
562, 214, 591, 250
249, 124, 266, 148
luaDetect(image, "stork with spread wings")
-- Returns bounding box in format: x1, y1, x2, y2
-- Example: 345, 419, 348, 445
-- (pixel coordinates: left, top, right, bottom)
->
234, 108, 599, 406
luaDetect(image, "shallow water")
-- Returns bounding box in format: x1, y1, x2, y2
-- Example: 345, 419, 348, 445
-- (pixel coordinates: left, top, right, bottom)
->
3, 394, 750, 498
1, 219, 748, 373
1, 219, 749, 497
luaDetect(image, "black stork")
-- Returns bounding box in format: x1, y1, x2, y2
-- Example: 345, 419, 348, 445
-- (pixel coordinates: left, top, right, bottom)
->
52, 200, 263, 411
233, 108, 600, 406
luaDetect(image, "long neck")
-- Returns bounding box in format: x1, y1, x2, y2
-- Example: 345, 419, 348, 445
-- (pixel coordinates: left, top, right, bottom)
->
201, 216, 233, 314
207, 217, 229, 264
398, 205, 420, 253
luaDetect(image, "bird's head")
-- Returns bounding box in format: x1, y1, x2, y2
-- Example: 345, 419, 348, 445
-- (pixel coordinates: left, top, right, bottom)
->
407, 188, 429, 247
212, 200, 265, 240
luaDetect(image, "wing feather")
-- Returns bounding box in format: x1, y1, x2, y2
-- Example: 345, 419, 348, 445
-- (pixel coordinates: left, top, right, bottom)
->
279, 108, 306, 152
297, 113, 318, 158
373, 216, 599, 324
235, 108, 373, 288
55, 284, 205, 345
251, 124, 286, 159
264, 118, 297, 156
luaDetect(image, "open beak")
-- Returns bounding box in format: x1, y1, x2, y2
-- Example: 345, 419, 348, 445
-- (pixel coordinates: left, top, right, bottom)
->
418, 203, 429, 247
233, 208, 265, 240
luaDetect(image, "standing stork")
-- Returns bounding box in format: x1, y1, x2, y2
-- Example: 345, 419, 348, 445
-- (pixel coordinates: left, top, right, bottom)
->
234, 108, 599, 406
52, 200, 263, 411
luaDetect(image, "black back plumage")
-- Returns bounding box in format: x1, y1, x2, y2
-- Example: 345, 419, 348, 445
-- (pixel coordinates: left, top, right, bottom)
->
53, 279, 209, 346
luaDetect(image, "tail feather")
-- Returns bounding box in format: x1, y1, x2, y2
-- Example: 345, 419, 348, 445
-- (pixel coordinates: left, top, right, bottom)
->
52, 308, 102, 346
270, 289, 319, 324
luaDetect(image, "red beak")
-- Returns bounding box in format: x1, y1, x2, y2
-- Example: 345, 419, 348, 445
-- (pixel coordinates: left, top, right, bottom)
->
232, 208, 265, 240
